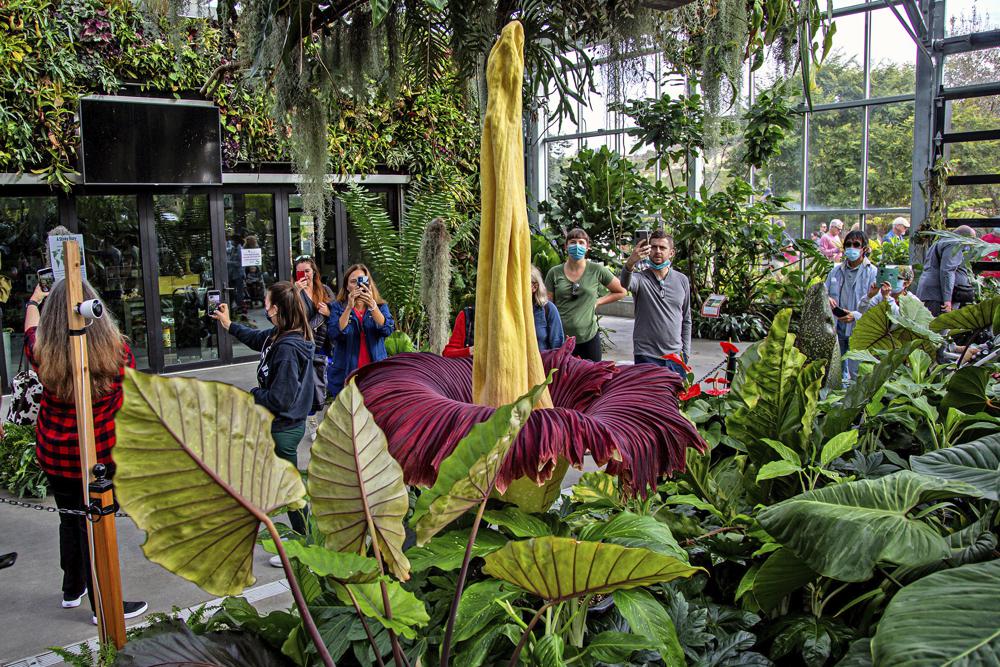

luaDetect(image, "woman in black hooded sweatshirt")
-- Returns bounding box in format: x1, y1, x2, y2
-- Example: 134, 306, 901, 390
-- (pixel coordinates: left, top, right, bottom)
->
212, 281, 314, 538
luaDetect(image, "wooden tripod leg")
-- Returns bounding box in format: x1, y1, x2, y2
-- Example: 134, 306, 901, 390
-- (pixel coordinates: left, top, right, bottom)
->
89, 472, 126, 648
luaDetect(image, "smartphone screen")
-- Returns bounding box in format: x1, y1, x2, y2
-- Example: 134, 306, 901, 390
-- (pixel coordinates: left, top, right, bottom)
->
37, 268, 54, 292
295, 270, 307, 282
206, 290, 222, 315
832, 305, 849, 318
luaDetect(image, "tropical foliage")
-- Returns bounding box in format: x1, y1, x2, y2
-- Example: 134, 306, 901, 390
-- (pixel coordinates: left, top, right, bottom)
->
0, 423, 45, 497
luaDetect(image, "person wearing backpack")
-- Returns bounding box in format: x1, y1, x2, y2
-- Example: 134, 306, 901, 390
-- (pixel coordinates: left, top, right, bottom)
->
916, 226, 978, 316
443, 266, 564, 357
212, 281, 314, 546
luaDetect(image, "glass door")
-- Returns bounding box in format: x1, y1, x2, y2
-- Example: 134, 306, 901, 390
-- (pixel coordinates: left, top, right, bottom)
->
225, 193, 278, 358
77, 195, 150, 369
152, 193, 219, 365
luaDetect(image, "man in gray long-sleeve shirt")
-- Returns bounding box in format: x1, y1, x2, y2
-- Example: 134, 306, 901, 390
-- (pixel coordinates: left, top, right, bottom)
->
620, 230, 691, 377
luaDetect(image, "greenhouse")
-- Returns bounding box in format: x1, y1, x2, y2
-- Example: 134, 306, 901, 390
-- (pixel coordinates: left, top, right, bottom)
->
1, 0, 999, 665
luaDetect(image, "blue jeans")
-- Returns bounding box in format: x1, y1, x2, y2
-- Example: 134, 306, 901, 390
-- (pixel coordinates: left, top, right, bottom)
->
837, 332, 859, 382
634, 354, 687, 378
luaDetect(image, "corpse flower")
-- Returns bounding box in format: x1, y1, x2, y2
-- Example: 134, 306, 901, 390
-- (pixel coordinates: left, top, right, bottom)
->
353, 21, 705, 502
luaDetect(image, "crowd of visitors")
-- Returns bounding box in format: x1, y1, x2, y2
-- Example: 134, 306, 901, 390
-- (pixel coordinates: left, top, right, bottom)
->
14, 216, 991, 622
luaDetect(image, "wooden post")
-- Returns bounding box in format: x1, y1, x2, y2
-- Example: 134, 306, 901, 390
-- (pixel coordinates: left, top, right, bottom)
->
64, 240, 127, 648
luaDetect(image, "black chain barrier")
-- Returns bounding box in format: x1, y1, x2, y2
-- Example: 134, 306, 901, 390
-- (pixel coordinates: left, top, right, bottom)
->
0, 495, 129, 519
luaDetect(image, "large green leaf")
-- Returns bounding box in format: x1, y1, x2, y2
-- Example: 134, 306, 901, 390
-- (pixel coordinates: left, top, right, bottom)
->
872, 560, 1000, 666
114, 370, 306, 596
821, 345, 911, 439
578, 510, 688, 561
850, 301, 939, 354
333, 577, 430, 640
570, 471, 622, 508
752, 548, 819, 612
279, 540, 379, 583
613, 588, 685, 666
941, 366, 1000, 417
452, 579, 520, 643
910, 434, 1000, 500
482, 506, 552, 537
930, 296, 1000, 334
309, 380, 410, 580
727, 309, 821, 464
585, 631, 659, 664
404, 527, 508, 572
411, 376, 551, 545
482, 536, 701, 601
757, 471, 980, 581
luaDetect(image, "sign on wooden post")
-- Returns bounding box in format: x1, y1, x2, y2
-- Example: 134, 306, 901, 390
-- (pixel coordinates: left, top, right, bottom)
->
64, 240, 126, 648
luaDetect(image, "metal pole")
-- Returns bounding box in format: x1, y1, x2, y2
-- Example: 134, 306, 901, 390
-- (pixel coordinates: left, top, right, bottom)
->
64, 239, 126, 648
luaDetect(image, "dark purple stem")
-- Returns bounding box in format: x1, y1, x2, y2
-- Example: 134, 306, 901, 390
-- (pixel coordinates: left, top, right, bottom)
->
439, 497, 489, 667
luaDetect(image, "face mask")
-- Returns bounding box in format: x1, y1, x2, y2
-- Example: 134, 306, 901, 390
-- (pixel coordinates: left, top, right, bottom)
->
567, 244, 587, 260
844, 248, 862, 262
649, 258, 671, 270
264, 309, 273, 323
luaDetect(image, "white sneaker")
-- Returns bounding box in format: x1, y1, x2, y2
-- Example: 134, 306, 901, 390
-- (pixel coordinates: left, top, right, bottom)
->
91, 600, 148, 625
62, 588, 87, 608
269, 554, 283, 568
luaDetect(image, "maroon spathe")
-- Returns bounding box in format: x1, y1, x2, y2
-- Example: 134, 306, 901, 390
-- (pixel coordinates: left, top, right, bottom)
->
352, 339, 706, 496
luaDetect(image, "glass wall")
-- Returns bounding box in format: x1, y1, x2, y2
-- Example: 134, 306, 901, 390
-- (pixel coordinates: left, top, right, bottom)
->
152, 193, 218, 365
225, 193, 278, 358
77, 195, 150, 369
0, 196, 59, 383
537, 1, 927, 243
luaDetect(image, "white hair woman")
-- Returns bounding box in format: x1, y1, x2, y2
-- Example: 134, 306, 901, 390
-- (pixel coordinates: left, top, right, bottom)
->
531, 265, 565, 351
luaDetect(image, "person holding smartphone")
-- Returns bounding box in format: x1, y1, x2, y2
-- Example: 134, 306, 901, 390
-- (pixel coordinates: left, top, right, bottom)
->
211, 281, 315, 556
326, 264, 394, 398
294, 257, 334, 415
544, 228, 627, 362
825, 229, 878, 383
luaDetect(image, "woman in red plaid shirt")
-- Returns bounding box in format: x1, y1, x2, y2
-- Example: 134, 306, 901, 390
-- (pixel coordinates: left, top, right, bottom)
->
24, 279, 146, 623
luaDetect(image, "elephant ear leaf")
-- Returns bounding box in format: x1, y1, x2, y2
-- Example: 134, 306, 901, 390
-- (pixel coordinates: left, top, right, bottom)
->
940, 366, 1000, 417
482, 536, 701, 601
930, 296, 1000, 335
757, 471, 980, 582
910, 433, 1000, 501
411, 374, 552, 546
872, 560, 1000, 666
309, 379, 410, 580
114, 370, 306, 597
850, 301, 938, 354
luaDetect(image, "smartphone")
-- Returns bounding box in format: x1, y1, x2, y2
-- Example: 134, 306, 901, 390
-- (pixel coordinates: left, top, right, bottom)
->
37, 268, 54, 293
206, 290, 222, 315
832, 305, 849, 318
632, 229, 651, 246
356, 274, 369, 288
877, 265, 899, 289
295, 269, 307, 282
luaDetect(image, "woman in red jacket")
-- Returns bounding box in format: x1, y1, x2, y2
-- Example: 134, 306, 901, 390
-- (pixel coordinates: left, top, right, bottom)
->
24, 279, 146, 623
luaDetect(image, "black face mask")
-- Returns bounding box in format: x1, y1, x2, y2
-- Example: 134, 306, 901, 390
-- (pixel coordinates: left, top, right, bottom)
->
264, 309, 273, 323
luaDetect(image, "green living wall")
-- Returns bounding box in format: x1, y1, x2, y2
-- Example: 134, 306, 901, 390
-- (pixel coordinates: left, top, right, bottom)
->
0, 0, 479, 191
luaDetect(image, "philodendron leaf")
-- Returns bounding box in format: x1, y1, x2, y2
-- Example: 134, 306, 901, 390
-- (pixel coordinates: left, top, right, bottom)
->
752, 548, 818, 612
309, 380, 410, 580
333, 577, 430, 640
758, 471, 981, 581
278, 540, 379, 583
482, 537, 701, 601
482, 506, 552, 537
910, 433, 1000, 500
578, 510, 688, 561
405, 527, 508, 572
941, 366, 1000, 417
452, 579, 520, 643
411, 375, 552, 545
114, 370, 306, 596
930, 296, 999, 334
820, 430, 859, 467
872, 560, 1000, 666
613, 588, 685, 666
585, 631, 659, 664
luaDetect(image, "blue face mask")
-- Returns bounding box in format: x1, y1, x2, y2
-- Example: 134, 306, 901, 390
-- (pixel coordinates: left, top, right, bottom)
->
844, 248, 862, 262
649, 258, 671, 270
567, 244, 587, 260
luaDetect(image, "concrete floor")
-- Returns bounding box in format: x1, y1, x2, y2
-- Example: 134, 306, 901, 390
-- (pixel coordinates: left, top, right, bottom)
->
0, 317, 744, 665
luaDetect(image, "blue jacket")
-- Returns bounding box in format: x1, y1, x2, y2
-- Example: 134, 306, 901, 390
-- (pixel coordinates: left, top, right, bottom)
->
327, 301, 395, 396
228, 323, 315, 432
534, 301, 565, 351
826, 259, 878, 339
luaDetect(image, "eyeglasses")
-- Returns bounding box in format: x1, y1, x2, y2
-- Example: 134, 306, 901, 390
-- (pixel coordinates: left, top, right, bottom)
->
844, 241, 864, 249
570, 282, 581, 299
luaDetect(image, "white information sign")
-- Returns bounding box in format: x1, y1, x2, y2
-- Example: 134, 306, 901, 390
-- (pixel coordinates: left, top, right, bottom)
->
241, 248, 263, 267
701, 294, 727, 319
47, 234, 88, 282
